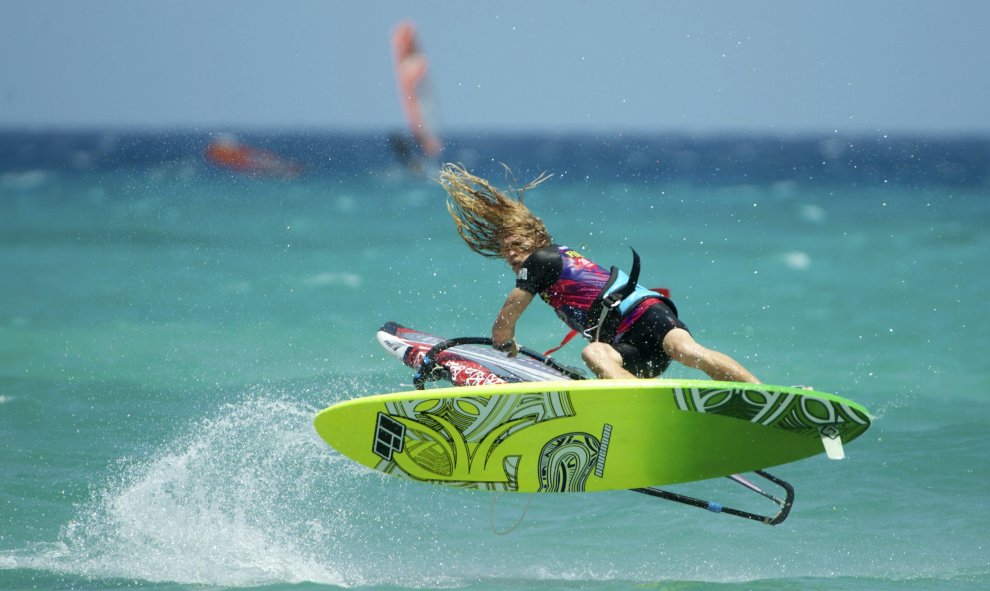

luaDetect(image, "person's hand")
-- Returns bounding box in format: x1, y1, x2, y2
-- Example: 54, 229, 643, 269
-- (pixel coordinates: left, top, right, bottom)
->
494, 339, 519, 357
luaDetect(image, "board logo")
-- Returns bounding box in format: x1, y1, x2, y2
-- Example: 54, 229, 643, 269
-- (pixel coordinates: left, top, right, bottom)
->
595, 423, 613, 478
373, 412, 406, 461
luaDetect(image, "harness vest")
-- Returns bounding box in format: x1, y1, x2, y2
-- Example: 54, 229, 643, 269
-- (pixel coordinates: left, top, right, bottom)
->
540, 246, 674, 343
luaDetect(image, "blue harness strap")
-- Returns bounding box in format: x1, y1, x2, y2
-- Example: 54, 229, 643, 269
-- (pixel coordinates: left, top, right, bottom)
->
584, 248, 643, 343
544, 248, 677, 355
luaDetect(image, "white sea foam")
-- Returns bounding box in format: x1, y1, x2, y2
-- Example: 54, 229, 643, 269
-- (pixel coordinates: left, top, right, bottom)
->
781, 250, 812, 270
303, 271, 362, 288
33, 394, 360, 587
799, 203, 827, 224
0, 169, 48, 189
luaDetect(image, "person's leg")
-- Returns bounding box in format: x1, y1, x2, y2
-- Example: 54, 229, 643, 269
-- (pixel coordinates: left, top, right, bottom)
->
662, 328, 760, 384
581, 342, 637, 379
583, 302, 679, 379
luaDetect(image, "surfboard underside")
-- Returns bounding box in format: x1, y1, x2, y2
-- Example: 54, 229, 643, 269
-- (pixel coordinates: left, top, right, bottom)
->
314, 379, 871, 492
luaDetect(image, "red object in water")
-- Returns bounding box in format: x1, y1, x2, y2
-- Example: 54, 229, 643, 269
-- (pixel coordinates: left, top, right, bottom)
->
204, 138, 302, 178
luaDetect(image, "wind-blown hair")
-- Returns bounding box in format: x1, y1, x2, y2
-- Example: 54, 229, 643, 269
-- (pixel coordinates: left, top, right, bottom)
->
438, 163, 553, 259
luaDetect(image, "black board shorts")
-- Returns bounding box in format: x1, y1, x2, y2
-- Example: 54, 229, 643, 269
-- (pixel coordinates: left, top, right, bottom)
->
613, 300, 688, 378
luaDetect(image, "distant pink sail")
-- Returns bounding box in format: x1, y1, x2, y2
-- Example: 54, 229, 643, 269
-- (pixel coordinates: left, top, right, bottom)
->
391, 21, 442, 158
204, 137, 302, 178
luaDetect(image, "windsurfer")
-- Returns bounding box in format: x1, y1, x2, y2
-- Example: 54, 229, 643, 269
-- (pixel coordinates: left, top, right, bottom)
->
438, 163, 760, 383
392, 21, 442, 158
204, 135, 302, 178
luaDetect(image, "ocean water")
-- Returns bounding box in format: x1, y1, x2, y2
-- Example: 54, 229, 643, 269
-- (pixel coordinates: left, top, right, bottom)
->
1, 131, 988, 590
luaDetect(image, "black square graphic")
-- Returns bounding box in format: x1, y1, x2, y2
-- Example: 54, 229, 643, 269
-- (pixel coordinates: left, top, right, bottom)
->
373, 413, 406, 461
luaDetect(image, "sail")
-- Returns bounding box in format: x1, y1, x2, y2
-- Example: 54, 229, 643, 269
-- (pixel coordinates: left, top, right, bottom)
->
376, 322, 580, 386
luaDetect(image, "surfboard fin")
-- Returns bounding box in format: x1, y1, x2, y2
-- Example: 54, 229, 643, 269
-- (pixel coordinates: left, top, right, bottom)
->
819, 426, 846, 460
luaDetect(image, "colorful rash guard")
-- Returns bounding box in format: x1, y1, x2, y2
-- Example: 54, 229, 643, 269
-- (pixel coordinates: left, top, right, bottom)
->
514, 245, 664, 343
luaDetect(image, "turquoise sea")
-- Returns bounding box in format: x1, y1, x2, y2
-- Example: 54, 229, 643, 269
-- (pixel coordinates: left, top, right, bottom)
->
1, 131, 988, 590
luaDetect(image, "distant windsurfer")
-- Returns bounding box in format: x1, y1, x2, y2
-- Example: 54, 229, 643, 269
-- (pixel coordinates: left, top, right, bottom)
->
391, 21, 442, 158
204, 135, 302, 178
438, 163, 760, 383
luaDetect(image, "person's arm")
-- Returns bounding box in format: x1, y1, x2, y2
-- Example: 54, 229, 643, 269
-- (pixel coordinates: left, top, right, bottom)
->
492, 287, 535, 356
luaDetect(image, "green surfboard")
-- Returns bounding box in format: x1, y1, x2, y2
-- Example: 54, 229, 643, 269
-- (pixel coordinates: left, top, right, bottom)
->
314, 379, 871, 492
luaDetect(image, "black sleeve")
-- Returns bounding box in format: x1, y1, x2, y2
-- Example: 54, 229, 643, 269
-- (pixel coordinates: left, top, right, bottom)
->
515, 246, 562, 294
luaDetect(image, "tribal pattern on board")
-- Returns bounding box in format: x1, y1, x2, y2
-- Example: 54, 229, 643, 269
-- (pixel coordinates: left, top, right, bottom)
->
673, 387, 871, 440
373, 392, 578, 491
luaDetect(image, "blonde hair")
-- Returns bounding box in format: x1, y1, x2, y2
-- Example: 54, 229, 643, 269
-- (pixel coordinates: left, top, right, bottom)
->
437, 163, 553, 259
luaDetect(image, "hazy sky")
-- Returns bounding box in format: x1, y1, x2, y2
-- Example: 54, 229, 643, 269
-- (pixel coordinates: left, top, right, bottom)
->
3, 1, 989, 134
